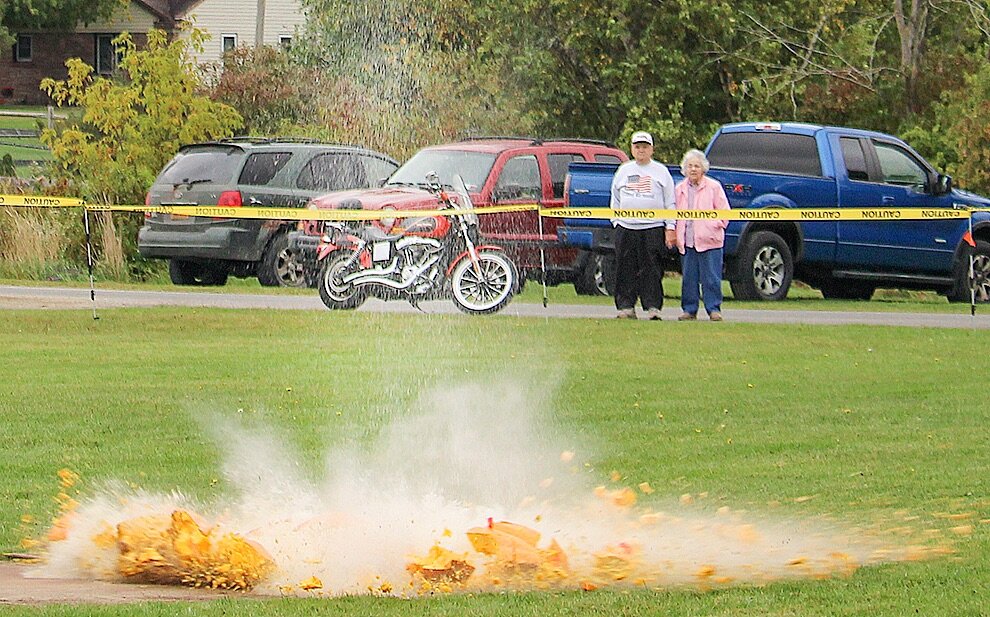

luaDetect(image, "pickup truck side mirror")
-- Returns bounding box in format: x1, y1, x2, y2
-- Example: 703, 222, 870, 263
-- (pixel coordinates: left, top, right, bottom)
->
933, 174, 952, 196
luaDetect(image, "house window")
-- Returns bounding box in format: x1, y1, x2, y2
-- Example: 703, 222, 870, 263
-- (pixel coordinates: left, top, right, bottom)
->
221, 34, 237, 54
279, 36, 292, 50
95, 34, 120, 75
15, 34, 32, 62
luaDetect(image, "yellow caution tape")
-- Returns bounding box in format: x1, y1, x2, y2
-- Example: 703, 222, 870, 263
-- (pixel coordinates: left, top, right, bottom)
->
0, 193, 981, 221
142, 203, 540, 220
539, 207, 972, 221
0, 194, 86, 207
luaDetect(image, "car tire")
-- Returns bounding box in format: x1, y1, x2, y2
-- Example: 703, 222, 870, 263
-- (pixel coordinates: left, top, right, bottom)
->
947, 239, 990, 303
574, 252, 616, 296
168, 259, 228, 286
729, 231, 793, 301
819, 278, 875, 300
258, 232, 307, 288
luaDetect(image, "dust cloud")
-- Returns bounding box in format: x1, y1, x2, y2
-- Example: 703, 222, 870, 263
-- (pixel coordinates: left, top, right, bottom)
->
34, 381, 922, 596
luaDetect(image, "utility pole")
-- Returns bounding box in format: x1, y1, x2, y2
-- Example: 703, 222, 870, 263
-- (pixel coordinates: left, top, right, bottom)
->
255, 0, 266, 48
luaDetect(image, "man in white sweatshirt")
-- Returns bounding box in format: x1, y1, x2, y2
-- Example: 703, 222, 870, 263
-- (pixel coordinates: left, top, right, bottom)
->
610, 131, 676, 320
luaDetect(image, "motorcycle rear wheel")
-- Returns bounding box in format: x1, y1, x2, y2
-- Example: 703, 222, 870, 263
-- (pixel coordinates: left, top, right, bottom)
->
318, 251, 367, 310
450, 251, 517, 315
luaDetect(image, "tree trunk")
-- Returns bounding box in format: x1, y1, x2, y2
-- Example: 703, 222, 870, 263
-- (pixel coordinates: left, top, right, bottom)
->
892, 0, 929, 114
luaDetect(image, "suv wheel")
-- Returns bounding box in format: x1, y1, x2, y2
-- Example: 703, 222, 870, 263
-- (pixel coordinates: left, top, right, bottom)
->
168, 259, 229, 286
258, 232, 307, 287
729, 231, 793, 301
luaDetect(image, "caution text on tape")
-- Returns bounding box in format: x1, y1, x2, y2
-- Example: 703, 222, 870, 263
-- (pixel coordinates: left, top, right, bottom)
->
1, 194, 981, 221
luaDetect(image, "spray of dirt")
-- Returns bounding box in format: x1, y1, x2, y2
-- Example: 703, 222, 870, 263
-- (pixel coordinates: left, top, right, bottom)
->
33, 381, 938, 596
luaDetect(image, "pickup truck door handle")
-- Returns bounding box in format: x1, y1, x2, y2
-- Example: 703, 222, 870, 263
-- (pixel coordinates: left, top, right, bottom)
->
881, 196, 895, 204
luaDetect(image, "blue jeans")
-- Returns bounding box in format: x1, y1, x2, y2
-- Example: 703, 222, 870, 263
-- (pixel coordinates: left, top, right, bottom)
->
681, 247, 723, 315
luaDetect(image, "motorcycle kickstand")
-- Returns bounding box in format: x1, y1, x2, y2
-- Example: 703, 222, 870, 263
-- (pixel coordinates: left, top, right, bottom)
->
407, 297, 427, 313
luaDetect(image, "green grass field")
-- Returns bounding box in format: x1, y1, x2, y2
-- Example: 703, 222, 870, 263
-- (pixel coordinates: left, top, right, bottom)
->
0, 106, 56, 177
1, 307, 987, 615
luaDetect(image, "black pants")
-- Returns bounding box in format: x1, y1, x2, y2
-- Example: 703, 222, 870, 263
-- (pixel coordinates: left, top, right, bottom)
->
614, 226, 665, 311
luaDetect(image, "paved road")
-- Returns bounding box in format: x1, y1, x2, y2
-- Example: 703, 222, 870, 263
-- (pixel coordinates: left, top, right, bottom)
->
1, 284, 988, 329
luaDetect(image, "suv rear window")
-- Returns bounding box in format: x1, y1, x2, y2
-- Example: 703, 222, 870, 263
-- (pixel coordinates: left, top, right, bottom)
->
157, 146, 243, 185
297, 152, 368, 191
708, 133, 822, 177
238, 152, 293, 186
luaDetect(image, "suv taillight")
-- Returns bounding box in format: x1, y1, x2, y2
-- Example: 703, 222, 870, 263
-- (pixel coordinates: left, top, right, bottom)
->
144, 192, 152, 219
217, 191, 242, 207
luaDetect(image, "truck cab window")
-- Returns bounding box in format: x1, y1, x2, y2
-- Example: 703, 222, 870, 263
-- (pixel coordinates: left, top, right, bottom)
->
548, 153, 583, 198
874, 142, 927, 187
707, 133, 822, 177
840, 138, 870, 182
495, 155, 541, 200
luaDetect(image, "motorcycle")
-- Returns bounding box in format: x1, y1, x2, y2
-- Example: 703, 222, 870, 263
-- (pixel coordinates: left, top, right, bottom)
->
315, 173, 518, 315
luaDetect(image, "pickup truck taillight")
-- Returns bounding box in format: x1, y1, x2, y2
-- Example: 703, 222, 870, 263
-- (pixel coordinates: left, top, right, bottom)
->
563, 174, 571, 207
217, 191, 243, 207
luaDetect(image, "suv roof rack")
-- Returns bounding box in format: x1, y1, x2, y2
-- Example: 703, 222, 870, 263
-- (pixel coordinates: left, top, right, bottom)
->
218, 136, 326, 144
458, 135, 617, 148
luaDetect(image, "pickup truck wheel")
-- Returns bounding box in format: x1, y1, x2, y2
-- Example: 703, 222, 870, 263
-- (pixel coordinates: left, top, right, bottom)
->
258, 232, 307, 288
168, 259, 228, 286
948, 239, 990, 303
819, 279, 875, 301
574, 252, 615, 296
730, 231, 793, 301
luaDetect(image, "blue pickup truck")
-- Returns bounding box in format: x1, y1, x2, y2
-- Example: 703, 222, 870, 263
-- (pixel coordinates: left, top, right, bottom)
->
561, 122, 990, 302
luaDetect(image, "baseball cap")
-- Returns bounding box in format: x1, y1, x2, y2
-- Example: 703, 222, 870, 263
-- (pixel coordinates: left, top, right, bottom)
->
631, 131, 653, 145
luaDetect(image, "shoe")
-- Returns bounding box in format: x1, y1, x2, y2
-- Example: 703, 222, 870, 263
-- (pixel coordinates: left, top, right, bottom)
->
647, 308, 662, 321
709, 311, 723, 321
677, 312, 697, 321
616, 308, 637, 319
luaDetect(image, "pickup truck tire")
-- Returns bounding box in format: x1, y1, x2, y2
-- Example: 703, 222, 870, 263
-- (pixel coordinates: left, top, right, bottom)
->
730, 231, 793, 301
947, 239, 990, 303
574, 252, 616, 296
168, 259, 228, 286
258, 231, 307, 288
819, 279, 875, 301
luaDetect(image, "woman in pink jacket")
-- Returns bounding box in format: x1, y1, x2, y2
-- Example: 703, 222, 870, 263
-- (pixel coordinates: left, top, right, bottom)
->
674, 149, 731, 321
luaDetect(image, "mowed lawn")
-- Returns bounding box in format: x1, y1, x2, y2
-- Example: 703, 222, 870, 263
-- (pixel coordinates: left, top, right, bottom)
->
0, 308, 987, 616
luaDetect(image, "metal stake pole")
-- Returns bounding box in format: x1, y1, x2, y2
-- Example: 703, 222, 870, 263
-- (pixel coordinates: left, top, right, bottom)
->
970, 215, 976, 318
83, 208, 99, 320
538, 211, 548, 308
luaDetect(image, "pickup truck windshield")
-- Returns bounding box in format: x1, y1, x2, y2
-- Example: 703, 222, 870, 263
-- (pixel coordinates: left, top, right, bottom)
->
387, 150, 496, 191
708, 133, 822, 177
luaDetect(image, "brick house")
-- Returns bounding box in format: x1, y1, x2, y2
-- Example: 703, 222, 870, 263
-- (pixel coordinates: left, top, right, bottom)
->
1, 0, 304, 104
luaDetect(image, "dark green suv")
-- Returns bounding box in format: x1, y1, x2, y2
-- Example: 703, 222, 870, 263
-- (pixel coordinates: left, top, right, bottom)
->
138, 138, 398, 286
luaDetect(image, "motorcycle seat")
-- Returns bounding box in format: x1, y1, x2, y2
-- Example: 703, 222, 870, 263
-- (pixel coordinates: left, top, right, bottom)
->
355, 226, 404, 242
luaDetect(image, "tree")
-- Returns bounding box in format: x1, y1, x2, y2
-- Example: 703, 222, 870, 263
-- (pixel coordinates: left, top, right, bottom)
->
206, 46, 319, 135
294, 0, 535, 159
0, 0, 123, 46
40, 29, 242, 274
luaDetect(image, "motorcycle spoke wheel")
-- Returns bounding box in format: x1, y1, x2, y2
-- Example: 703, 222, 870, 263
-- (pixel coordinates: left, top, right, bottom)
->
451, 252, 516, 315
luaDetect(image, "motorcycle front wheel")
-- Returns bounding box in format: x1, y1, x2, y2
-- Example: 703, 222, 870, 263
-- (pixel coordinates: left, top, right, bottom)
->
450, 251, 517, 315
318, 251, 367, 310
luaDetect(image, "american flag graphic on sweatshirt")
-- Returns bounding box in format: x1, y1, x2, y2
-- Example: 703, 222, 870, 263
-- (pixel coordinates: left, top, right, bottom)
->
625, 174, 653, 193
